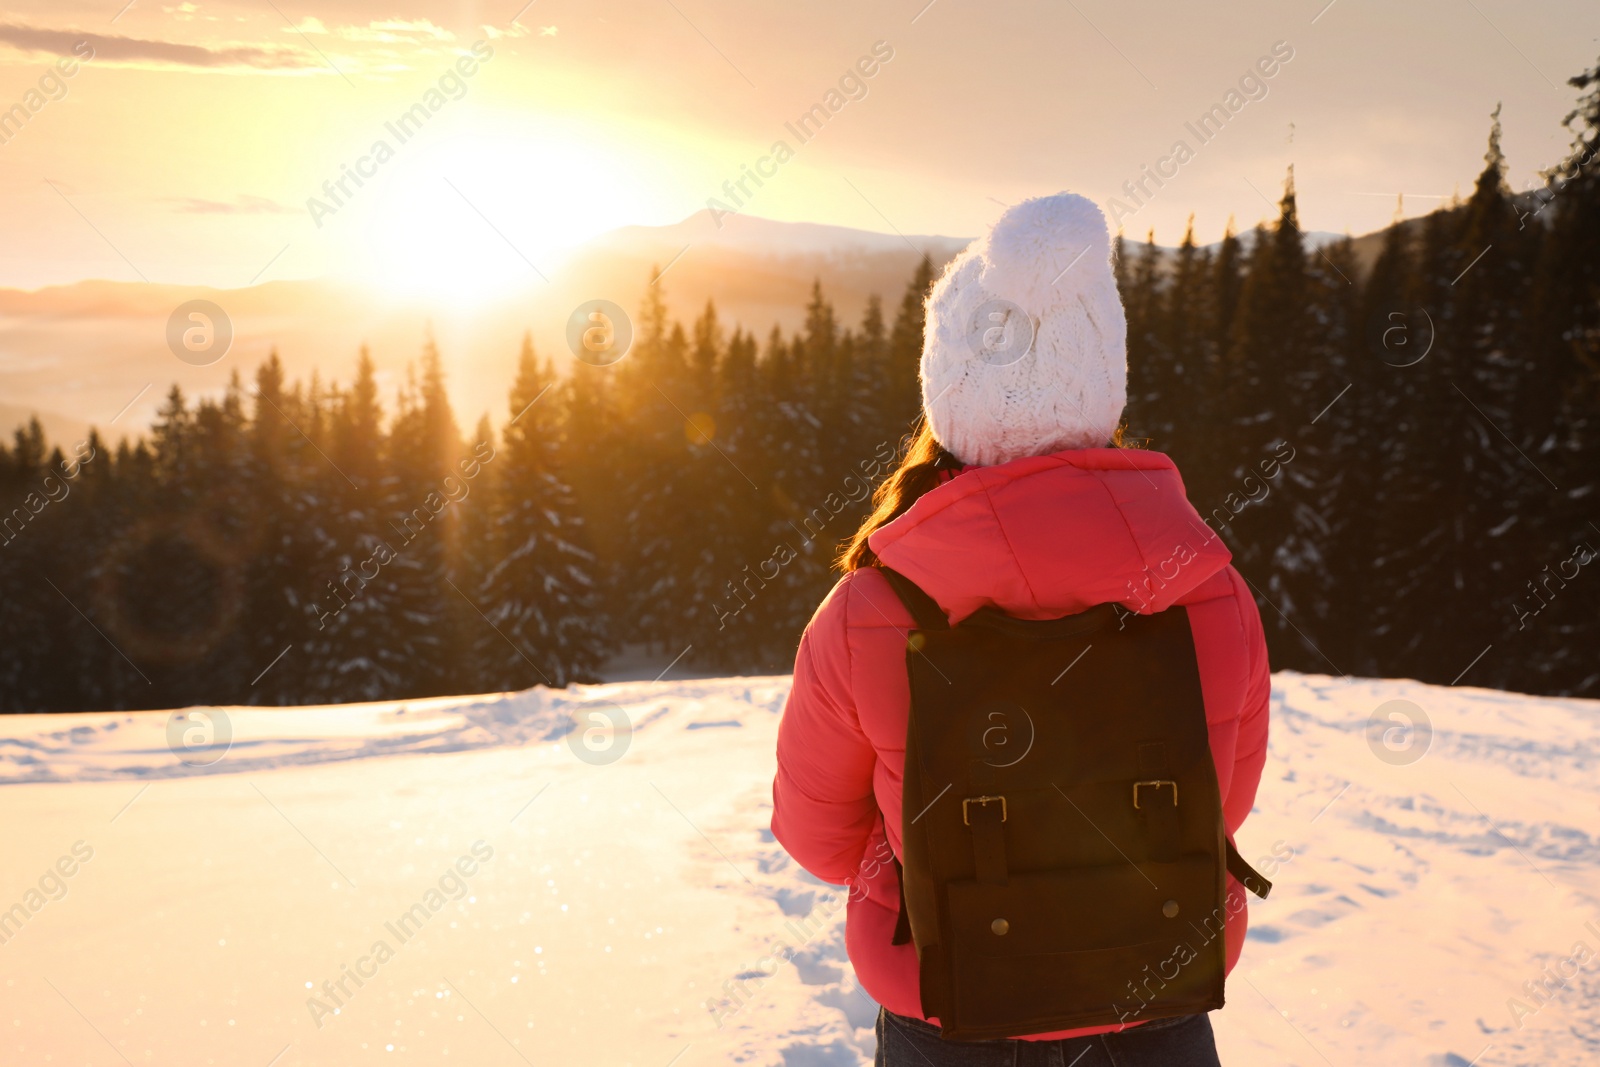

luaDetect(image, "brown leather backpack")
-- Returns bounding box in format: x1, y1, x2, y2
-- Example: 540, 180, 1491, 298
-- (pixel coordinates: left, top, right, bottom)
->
880, 566, 1271, 1040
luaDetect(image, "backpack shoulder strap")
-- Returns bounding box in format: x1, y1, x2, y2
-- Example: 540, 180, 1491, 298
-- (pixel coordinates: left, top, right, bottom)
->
876, 566, 949, 632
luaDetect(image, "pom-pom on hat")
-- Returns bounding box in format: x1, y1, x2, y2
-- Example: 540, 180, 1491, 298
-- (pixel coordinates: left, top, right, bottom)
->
920, 193, 1127, 467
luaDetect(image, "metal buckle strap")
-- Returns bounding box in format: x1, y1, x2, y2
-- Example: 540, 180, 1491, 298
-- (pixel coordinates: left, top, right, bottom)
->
961, 795, 1007, 824
1132, 780, 1178, 809
1136, 743, 1181, 862
964, 794, 1009, 885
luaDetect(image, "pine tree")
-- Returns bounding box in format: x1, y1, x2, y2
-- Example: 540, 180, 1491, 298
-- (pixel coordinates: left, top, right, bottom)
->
563, 354, 624, 646
1179, 220, 1244, 519
1290, 234, 1361, 668
751, 325, 832, 658
0, 419, 60, 709
1123, 230, 1168, 447
182, 376, 260, 703
669, 302, 780, 671
1158, 217, 1214, 465
477, 338, 606, 688
699, 325, 782, 668
887, 255, 936, 430
1422, 111, 1543, 682
611, 278, 698, 650
384, 341, 468, 696
227, 357, 325, 704
1217, 173, 1316, 668
306, 349, 406, 701
1519, 58, 1600, 694
457, 410, 501, 656
1349, 202, 1430, 674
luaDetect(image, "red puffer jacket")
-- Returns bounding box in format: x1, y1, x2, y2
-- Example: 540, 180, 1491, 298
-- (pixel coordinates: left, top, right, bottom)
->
771, 447, 1271, 1040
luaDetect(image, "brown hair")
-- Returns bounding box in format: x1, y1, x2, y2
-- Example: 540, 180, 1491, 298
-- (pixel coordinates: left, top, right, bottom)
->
837, 420, 956, 572
837, 419, 1134, 573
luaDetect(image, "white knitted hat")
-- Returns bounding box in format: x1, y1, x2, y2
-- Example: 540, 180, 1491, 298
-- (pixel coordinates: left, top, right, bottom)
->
920, 193, 1127, 467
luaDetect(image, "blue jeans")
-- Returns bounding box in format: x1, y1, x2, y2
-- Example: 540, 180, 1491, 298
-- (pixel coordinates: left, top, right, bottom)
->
874, 1008, 1222, 1067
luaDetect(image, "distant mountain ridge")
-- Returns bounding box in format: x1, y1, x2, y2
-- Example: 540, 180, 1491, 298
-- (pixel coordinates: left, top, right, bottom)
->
0, 213, 972, 442
595, 208, 971, 258
0, 209, 1382, 443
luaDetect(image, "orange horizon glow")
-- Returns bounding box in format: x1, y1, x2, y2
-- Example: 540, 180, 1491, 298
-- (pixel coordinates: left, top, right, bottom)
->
0, 0, 1593, 300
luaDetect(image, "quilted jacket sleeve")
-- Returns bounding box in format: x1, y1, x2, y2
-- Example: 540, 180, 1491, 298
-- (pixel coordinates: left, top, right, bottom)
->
1223, 565, 1272, 832
771, 575, 880, 887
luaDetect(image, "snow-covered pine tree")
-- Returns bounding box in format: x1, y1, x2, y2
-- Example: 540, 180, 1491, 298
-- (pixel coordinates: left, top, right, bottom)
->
1167, 219, 1242, 521
763, 291, 840, 648
476, 337, 607, 689
1449, 111, 1545, 660
303, 349, 407, 701
697, 324, 784, 670
183, 374, 272, 704
1522, 55, 1600, 694
231, 359, 308, 705
28, 428, 115, 711
1348, 203, 1429, 676
562, 347, 624, 646
887, 255, 936, 429
1217, 174, 1314, 665
669, 303, 776, 671
0, 419, 63, 709
382, 342, 467, 696
1122, 230, 1167, 448
1290, 233, 1360, 668
611, 278, 701, 651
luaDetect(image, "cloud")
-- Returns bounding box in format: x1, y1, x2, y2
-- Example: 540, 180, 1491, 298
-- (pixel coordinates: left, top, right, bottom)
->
281, 17, 329, 35
168, 195, 297, 216
481, 23, 532, 40
315, 19, 455, 44
0, 23, 320, 71
364, 18, 454, 39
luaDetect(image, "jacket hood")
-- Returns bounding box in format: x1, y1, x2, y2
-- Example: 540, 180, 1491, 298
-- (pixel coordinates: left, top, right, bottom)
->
867, 448, 1231, 622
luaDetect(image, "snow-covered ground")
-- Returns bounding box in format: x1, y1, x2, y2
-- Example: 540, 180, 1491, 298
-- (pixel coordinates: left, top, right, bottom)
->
1, 671, 1597, 1066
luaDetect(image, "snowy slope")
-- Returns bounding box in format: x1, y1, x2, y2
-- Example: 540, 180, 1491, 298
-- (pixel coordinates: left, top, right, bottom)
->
0, 672, 1597, 1066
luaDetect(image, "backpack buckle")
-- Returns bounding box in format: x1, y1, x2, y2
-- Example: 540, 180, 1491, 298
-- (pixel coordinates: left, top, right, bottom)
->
1132, 780, 1178, 809
962, 795, 1007, 825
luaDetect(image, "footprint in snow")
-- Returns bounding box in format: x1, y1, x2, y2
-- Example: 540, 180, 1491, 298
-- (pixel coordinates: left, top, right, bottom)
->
773, 888, 817, 917
779, 1039, 861, 1067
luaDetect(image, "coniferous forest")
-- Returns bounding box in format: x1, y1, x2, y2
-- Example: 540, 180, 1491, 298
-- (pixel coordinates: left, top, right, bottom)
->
3, 66, 1598, 713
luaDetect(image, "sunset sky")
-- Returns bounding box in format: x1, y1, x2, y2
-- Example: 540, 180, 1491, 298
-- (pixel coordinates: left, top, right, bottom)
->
0, 0, 1596, 295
